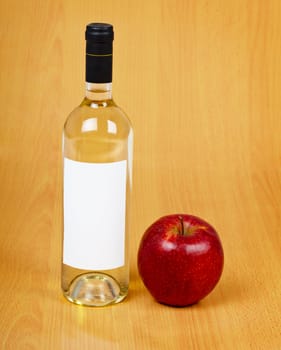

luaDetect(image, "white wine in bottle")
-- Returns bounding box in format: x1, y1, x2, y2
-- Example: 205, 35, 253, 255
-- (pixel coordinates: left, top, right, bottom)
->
62, 23, 133, 307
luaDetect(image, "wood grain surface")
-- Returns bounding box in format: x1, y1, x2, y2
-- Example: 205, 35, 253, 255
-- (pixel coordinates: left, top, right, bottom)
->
0, 0, 280, 349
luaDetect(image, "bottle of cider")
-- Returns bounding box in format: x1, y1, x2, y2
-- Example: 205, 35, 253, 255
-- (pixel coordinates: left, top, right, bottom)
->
62, 23, 133, 306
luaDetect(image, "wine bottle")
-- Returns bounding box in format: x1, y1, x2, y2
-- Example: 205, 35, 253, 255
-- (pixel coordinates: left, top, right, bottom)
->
62, 23, 133, 307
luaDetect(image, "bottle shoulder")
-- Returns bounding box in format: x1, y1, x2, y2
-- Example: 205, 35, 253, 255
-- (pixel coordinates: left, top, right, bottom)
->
64, 98, 132, 139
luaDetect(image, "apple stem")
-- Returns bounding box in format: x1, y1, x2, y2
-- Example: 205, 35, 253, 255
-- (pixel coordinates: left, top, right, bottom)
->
179, 216, 185, 235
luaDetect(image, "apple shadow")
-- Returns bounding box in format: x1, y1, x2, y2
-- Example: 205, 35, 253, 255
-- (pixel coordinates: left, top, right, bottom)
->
129, 264, 257, 309
194, 270, 256, 309
158, 268, 255, 310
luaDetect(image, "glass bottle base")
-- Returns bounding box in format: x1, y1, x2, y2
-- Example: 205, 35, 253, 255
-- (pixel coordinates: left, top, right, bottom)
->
63, 272, 127, 307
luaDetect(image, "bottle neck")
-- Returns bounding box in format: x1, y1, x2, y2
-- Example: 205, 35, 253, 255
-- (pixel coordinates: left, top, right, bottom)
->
85, 28, 113, 102
85, 82, 112, 101
85, 40, 113, 83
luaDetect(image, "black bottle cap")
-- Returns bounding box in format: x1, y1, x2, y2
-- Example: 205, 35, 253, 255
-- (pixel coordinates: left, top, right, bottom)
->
85, 23, 114, 42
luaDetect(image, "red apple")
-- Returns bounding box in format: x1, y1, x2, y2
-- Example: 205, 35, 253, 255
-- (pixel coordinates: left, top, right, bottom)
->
137, 214, 224, 306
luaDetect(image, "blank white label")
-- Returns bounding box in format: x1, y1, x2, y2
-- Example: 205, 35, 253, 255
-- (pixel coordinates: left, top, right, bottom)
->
63, 158, 127, 270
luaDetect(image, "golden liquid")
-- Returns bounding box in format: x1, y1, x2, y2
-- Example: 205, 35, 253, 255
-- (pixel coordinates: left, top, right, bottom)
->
62, 92, 133, 306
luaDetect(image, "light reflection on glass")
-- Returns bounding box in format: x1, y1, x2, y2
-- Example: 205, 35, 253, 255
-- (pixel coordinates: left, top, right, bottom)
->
81, 118, 98, 132
107, 120, 117, 134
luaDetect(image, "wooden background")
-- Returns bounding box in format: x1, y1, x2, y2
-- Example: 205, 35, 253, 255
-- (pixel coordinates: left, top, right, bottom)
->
0, 0, 280, 349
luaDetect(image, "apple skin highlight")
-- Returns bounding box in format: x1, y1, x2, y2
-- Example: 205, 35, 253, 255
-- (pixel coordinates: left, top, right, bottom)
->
137, 214, 224, 307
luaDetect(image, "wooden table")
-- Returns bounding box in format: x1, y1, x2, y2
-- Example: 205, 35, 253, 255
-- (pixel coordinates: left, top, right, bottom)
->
0, 1, 280, 349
